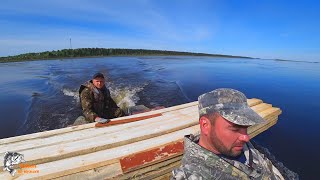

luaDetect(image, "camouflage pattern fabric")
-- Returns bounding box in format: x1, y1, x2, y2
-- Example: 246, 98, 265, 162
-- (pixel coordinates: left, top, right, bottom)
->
79, 81, 125, 122
171, 134, 287, 180
198, 88, 266, 126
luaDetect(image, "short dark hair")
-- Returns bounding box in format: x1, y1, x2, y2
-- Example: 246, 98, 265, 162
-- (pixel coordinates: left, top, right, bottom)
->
200, 112, 219, 126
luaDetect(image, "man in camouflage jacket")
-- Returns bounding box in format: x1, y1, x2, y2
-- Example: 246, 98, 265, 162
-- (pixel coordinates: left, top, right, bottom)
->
79, 72, 125, 123
171, 88, 298, 180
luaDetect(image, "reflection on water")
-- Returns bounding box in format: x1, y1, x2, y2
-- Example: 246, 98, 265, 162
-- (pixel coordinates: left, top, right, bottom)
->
0, 56, 319, 179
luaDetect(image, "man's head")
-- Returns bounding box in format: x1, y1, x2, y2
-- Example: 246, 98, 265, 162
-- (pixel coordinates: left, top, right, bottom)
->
198, 88, 265, 157
92, 72, 105, 89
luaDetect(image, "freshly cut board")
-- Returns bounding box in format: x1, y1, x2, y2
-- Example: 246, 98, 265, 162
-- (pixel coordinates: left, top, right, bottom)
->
0, 98, 282, 180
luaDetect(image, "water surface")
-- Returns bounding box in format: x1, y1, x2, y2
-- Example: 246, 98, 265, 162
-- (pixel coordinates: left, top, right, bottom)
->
0, 56, 319, 179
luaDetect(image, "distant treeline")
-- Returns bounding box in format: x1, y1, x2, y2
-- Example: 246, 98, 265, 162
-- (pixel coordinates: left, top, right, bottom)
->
0, 48, 252, 63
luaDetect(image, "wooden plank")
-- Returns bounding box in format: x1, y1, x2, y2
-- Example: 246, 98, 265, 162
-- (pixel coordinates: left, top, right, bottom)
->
0, 106, 193, 154
0, 100, 278, 165
0, 123, 94, 145
249, 114, 278, 134
135, 160, 180, 180
249, 117, 278, 138
0, 107, 198, 157
64, 156, 182, 180
0, 104, 280, 179
259, 107, 282, 119
0, 100, 281, 179
154, 172, 172, 180
0, 112, 176, 155
250, 103, 272, 113
0, 114, 199, 170
0, 98, 261, 145
117, 156, 181, 180
247, 98, 263, 107
55, 162, 123, 180
0, 126, 200, 179
0, 101, 198, 145
248, 107, 281, 138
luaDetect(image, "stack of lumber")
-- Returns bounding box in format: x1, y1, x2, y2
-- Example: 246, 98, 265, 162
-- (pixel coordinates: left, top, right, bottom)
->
0, 98, 281, 180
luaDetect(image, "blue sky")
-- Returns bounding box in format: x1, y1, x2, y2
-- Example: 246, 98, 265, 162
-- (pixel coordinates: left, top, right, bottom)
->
1, 0, 319, 61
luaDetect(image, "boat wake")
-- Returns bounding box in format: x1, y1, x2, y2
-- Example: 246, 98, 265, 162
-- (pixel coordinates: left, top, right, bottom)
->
62, 88, 80, 103
108, 83, 147, 110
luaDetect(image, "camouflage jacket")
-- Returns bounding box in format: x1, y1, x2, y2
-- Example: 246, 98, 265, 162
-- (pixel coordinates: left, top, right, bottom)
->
171, 134, 288, 180
79, 81, 125, 122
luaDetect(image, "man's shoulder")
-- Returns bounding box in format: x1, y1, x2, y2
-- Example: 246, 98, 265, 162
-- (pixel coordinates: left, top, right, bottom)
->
80, 87, 93, 100
171, 165, 203, 180
79, 81, 93, 94
81, 87, 91, 94
172, 135, 246, 180
171, 163, 242, 180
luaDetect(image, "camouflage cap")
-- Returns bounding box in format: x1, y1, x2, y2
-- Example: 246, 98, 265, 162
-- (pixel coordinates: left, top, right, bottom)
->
198, 88, 265, 126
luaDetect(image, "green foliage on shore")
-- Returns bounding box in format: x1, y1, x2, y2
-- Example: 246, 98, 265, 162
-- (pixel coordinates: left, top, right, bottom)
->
0, 48, 252, 63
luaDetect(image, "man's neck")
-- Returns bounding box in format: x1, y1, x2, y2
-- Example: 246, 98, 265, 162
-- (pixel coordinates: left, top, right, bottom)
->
94, 86, 104, 91
198, 137, 221, 155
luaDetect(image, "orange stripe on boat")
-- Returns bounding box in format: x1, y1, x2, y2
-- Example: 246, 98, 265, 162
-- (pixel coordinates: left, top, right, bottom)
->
120, 140, 184, 173
95, 113, 162, 127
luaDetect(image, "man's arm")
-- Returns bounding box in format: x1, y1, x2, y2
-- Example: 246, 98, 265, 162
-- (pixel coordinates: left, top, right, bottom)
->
80, 88, 98, 122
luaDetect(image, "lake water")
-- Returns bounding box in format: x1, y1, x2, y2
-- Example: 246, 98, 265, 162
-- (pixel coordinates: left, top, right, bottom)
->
0, 56, 319, 179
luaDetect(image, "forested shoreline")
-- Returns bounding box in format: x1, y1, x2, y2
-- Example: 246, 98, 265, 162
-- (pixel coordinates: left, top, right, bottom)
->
0, 48, 253, 63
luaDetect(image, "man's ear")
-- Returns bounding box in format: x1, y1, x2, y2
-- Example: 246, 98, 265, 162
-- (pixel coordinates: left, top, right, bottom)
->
199, 116, 210, 136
